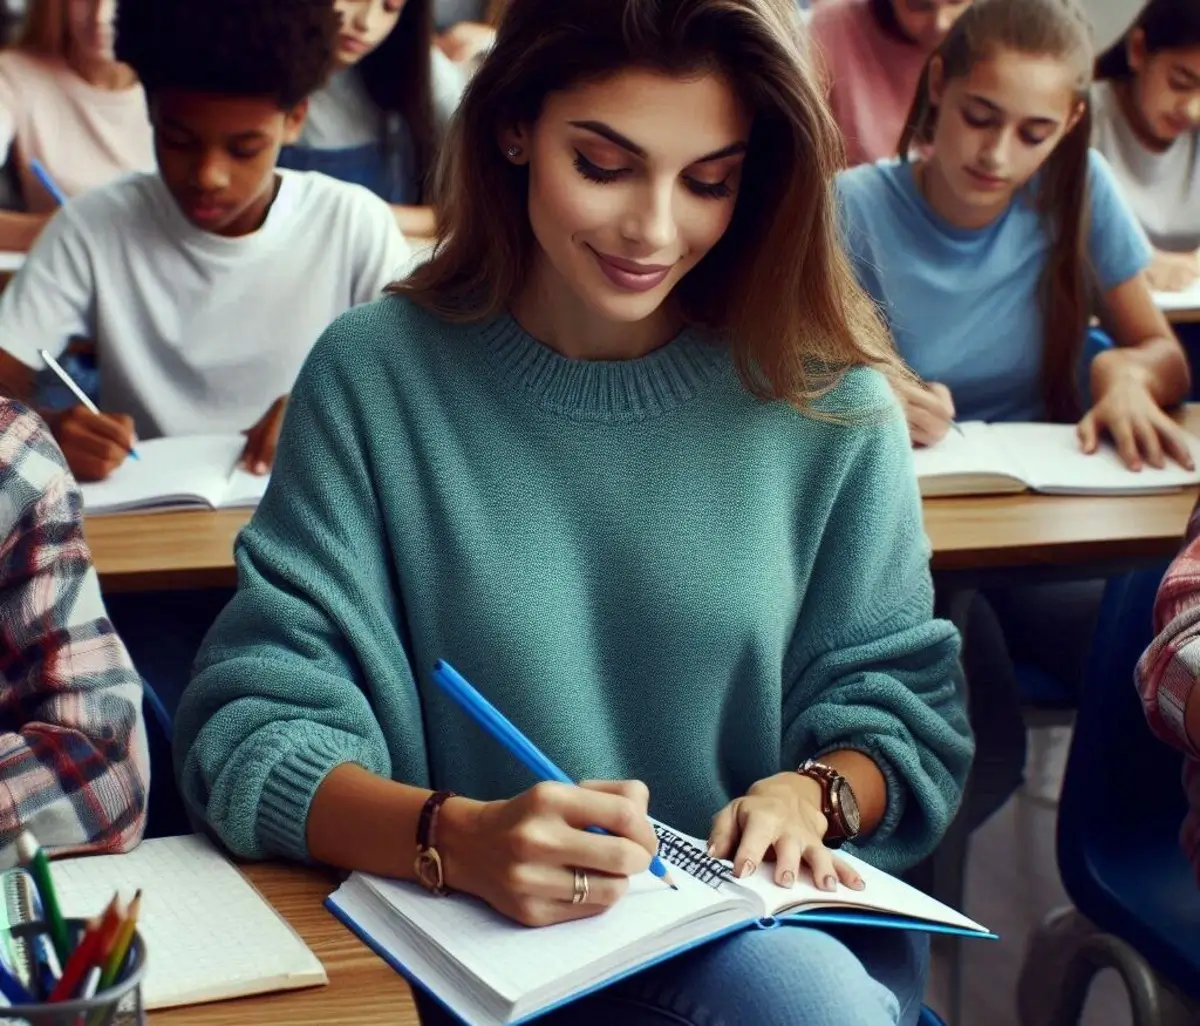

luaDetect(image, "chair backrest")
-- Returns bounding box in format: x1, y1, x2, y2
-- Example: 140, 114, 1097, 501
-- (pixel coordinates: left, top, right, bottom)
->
1059, 566, 1187, 857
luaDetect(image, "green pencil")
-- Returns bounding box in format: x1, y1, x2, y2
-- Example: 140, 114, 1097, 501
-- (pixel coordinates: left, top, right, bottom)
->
15, 831, 71, 965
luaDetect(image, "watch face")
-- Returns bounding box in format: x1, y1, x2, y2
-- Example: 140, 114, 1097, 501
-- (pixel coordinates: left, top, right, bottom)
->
834, 780, 862, 836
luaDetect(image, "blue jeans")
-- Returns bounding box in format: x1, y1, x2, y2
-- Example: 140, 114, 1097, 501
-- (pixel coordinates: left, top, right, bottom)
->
414, 925, 928, 1025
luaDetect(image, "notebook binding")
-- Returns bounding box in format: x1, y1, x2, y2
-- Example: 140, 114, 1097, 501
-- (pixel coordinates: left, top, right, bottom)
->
2, 870, 35, 986
653, 825, 734, 889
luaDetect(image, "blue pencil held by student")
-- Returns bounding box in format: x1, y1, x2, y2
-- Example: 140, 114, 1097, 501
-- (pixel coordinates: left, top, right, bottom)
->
1, 831, 143, 1011
430, 660, 678, 889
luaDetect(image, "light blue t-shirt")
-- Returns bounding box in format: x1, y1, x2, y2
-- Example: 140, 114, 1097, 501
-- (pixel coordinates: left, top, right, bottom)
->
837, 150, 1151, 422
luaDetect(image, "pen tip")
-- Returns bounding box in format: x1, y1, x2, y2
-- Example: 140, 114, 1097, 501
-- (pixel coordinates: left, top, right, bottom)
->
670, 884, 679, 891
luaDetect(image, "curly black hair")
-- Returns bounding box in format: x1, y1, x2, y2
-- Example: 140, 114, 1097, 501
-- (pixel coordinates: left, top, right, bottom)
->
115, 0, 342, 109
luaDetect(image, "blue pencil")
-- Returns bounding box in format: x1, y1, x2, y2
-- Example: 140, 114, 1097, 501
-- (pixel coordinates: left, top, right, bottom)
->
431, 660, 676, 889
0, 952, 34, 1006
29, 159, 67, 207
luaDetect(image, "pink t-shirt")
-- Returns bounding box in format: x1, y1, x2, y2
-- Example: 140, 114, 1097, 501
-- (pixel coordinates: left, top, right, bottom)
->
808, 0, 929, 167
0, 51, 154, 212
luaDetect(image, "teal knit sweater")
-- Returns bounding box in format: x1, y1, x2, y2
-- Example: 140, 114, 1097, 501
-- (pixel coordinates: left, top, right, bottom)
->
174, 298, 972, 874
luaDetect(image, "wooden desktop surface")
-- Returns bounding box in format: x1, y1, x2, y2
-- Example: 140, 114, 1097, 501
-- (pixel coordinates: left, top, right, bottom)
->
150, 863, 418, 1026
86, 408, 1200, 591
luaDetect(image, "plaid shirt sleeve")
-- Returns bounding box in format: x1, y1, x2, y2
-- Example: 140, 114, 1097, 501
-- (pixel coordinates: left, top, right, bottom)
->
1135, 497, 1200, 885
0, 401, 148, 867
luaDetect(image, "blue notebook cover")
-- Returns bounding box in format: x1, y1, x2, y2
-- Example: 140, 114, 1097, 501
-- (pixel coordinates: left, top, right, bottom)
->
324, 838, 996, 1026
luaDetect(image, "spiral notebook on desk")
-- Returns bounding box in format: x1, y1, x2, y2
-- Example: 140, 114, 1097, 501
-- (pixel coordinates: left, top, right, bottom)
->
327, 822, 994, 1026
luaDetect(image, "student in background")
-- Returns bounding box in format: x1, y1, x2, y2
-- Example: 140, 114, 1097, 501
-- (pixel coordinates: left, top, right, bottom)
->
1136, 499, 1200, 886
0, 0, 410, 484
837, 0, 1190, 826
279, 0, 466, 240
1092, 0, 1200, 295
0, 0, 154, 252
176, 0, 972, 1021
433, 0, 501, 65
0, 397, 147, 868
808, 0, 973, 167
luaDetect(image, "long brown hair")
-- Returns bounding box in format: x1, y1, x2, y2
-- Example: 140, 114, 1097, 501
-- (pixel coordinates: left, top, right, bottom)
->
397, 0, 899, 411
18, 0, 68, 56
899, 0, 1094, 422
357, 0, 436, 201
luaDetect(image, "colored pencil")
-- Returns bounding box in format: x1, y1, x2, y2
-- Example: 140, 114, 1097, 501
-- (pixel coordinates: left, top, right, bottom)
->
97, 891, 140, 992
29, 158, 68, 206
49, 913, 103, 1002
15, 832, 70, 965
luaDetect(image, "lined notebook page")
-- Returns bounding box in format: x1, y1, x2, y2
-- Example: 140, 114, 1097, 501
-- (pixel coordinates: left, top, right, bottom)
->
51, 835, 326, 1010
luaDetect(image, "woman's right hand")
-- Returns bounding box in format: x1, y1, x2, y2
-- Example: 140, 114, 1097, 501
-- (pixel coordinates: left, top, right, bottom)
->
52, 406, 137, 482
440, 780, 659, 928
890, 378, 956, 448
1147, 250, 1200, 293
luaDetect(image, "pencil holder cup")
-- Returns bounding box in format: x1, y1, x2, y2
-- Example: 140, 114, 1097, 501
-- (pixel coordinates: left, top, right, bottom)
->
3, 919, 146, 1026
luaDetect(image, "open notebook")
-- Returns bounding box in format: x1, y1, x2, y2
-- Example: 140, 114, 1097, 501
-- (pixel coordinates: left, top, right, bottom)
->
327, 822, 993, 1026
46, 835, 326, 1010
1155, 283, 1200, 315
913, 421, 1200, 497
79, 435, 268, 514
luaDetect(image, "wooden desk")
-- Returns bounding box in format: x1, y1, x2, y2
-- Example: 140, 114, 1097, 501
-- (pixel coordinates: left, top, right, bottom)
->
151, 863, 418, 1025
1167, 305, 1200, 325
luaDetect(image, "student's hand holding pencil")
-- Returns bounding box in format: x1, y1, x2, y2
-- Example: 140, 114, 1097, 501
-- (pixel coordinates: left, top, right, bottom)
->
53, 406, 138, 482
240, 395, 287, 475
890, 378, 957, 448
437, 779, 660, 928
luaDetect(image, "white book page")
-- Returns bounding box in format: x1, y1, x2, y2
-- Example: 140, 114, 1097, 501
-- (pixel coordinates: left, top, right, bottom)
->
220, 466, 270, 508
1154, 282, 1200, 313
355, 863, 739, 1007
51, 836, 326, 1010
995, 423, 1200, 495
731, 852, 988, 935
79, 435, 245, 514
0, 251, 24, 273
910, 422, 1026, 488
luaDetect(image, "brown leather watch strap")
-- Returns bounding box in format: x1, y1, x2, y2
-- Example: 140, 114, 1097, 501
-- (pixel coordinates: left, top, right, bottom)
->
417, 789, 456, 850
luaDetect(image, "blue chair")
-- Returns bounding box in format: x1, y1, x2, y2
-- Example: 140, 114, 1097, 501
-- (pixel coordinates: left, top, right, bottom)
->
917, 1006, 947, 1026
1019, 568, 1200, 1026
142, 679, 192, 839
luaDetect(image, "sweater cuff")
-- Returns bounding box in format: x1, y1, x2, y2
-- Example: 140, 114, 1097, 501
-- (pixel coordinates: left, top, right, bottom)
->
817, 741, 908, 843
257, 734, 364, 862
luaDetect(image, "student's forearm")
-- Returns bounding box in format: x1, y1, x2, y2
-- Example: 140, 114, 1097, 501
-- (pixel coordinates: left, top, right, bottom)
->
307, 763, 483, 887
391, 204, 437, 240
0, 349, 36, 403
1092, 339, 1191, 408
0, 210, 51, 252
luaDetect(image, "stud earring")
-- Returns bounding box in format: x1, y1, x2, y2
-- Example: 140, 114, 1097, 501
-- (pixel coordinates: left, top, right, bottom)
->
506, 145, 522, 158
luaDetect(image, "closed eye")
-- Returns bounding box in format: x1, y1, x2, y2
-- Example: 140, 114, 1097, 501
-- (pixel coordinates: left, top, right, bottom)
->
573, 150, 628, 184
685, 176, 733, 199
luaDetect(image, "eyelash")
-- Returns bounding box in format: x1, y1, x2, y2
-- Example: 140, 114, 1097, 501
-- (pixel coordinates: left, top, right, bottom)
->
961, 110, 1048, 147
572, 150, 734, 200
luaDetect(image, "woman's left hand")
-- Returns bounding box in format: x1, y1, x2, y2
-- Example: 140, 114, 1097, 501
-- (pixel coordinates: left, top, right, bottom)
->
1077, 369, 1194, 472
707, 772, 864, 893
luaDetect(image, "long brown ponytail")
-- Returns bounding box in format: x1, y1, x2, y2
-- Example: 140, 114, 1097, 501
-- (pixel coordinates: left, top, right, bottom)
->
898, 0, 1095, 422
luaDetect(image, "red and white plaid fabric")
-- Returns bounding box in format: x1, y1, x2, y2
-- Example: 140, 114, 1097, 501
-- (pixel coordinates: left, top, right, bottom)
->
0, 399, 147, 866
1136, 498, 1200, 885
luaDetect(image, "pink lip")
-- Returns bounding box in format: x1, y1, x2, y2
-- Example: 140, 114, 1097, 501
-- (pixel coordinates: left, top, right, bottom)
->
337, 35, 370, 55
186, 201, 229, 226
589, 247, 673, 293
964, 166, 1007, 189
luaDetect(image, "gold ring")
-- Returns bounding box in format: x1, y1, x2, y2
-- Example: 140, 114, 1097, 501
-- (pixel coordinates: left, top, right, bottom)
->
571, 867, 589, 905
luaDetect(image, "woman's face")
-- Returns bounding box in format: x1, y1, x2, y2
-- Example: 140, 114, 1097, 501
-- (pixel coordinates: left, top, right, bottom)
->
1127, 33, 1200, 146
928, 48, 1082, 222
64, 0, 118, 64
509, 68, 751, 332
332, 0, 405, 68
891, 0, 973, 52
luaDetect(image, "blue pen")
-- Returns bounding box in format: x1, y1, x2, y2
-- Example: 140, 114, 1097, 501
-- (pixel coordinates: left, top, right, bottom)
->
29, 159, 68, 207
0, 952, 33, 1005
38, 349, 140, 461
431, 660, 677, 889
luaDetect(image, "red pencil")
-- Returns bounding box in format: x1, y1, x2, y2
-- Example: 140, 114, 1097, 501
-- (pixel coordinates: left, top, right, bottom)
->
49, 897, 120, 1002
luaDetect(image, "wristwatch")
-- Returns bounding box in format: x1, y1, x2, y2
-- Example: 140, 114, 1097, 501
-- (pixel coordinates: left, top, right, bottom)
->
414, 789, 456, 895
796, 760, 861, 848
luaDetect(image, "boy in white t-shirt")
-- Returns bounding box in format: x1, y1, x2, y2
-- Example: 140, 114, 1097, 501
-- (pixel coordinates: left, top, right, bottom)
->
0, 0, 411, 482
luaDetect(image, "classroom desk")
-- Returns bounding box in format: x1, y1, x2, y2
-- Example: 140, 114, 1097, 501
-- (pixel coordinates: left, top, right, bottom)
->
151, 863, 419, 1026
1167, 305, 1200, 325
86, 486, 1200, 592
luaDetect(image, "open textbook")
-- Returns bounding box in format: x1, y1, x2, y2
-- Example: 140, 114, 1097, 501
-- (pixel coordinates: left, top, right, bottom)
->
327, 822, 993, 1026
1154, 282, 1200, 315
79, 435, 269, 514
913, 422, 1200, 498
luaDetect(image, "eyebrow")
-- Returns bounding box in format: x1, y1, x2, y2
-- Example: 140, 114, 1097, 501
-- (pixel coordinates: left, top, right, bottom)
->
964, 95, 1060, 127
568, 119, 748, 164
159, 118, 267, 144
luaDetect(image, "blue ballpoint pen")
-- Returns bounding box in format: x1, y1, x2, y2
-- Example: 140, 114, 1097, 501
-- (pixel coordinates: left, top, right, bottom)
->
431, 660, 677, 889
29, 159, 68, 207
